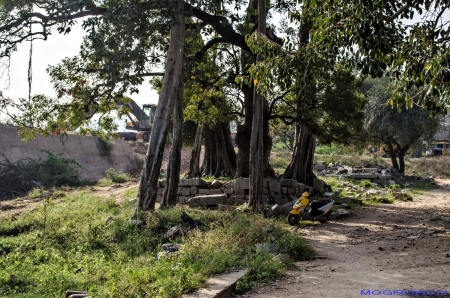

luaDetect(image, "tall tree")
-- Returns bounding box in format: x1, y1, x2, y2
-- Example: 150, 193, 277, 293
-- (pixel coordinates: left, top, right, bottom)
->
364, 77, 441, 173
136, 0, 186, 211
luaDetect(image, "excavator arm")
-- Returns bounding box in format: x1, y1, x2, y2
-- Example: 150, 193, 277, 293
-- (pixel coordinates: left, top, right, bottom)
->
116, 98, 143, 130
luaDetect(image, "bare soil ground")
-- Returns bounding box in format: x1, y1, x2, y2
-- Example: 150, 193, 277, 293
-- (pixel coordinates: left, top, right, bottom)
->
240, 179, 450, 298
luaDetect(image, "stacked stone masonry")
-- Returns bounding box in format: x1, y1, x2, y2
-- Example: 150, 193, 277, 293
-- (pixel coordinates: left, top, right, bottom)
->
155, 178, 310, 207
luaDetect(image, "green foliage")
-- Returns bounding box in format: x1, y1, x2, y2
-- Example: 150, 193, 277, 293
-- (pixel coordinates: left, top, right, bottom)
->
364, 77, 442, 171
0, 190, 314, 297
360, 180, 373, 188
22, 150, 82, 187
307, 0, 450, 113
270, 156, 289, 170
106, 168, 130, 183
95, 137, 114, 157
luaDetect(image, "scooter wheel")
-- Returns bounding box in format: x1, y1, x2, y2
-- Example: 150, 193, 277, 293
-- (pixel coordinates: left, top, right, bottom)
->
287, 214, 301, 226
318, 211, 332, 223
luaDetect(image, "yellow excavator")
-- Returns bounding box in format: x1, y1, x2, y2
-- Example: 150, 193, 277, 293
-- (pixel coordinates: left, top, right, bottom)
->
116, 99, 157, 142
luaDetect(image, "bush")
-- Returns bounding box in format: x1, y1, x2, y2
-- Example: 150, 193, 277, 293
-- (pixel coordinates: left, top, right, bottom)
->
23, 150, 82, 187
106, 168, 130, 183
270, 156, 289, 170
95, 137, 114, 157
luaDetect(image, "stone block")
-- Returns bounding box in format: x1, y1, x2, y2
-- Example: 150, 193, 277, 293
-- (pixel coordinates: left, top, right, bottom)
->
190, 186, 198, 195
161, 180, 166, 187
190, 178, 208, 186
157, 187, 164, 195
225, 189, 234, 195
363, 168, 378, 173
333, 197, 350, 205
349, 174, 378, 179
271, 204, 283, 215
268, 179, 281, 193
178, 196, 186, 204
244, 195, 250, 200
280, 179, 298, 187
298, 183, 305, 194
210, 189, 223, 194
281, 187, 288, 194
313, 178, 325, 193
263, 195, 269, 205
263, 187, 269, 195
235, 189, 245, 195
211, 180, 224, 188
314, 164, 326, 171
234, 194, 245, 199
198, 188, 210, 195
182, 187, 191, 196
156, 195, 162, 203
187, 194, 228, 206
177, 187, 183, 195
270, 191, 276, 197
223, 180, 235, 189
235, 178, 250, 190
273, 194, 285, 205
263, 179, 268, 187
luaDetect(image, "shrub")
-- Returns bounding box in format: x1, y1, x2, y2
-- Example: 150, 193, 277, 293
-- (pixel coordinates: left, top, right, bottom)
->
23, 150, 82, 187
95, 137, 114, 157
106, 168, 130, 183
270, 156, 289, 170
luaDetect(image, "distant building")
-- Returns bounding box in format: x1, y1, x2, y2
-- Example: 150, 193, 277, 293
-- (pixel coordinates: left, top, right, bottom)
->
432, 114, 450, 155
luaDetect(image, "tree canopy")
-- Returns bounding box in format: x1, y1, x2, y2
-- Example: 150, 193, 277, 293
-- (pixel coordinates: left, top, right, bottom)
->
364, 77, 442, 173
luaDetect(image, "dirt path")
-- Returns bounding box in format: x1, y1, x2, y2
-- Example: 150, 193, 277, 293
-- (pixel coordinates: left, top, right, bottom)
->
241, 179, 450, 298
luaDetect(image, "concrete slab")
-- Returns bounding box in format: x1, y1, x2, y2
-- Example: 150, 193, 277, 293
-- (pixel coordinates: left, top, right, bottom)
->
182, 270, 247, 298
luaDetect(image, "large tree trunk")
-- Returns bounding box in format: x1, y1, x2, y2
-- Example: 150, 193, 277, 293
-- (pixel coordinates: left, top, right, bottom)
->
282, 123, 316, 185
280, 20, 315, 185
263, 103, 275, 177
134, 0, 185, 213
398, 152, 406, 174
186, 123, 204, 178
387, 142, 400, 172
248, 0, 266, 212
235, 86, 253, 178
201, 122, 236, 177
161, 78, 184, 207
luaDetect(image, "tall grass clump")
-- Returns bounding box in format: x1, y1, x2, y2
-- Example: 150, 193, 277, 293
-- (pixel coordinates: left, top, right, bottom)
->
106, 168, 130, 183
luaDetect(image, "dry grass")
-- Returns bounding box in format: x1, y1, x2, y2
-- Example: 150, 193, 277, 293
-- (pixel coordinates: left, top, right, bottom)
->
406, 156, 450, 178
269, 150, 450, 179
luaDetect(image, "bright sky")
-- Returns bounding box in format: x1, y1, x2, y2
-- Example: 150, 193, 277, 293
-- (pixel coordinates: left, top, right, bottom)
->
0, 24, 159, 131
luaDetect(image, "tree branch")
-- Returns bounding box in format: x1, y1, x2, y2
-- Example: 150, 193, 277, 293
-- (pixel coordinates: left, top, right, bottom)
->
382, 4, 410, 22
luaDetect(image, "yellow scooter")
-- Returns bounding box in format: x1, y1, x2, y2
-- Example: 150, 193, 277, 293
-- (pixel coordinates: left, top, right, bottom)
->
287, 191, 334, 225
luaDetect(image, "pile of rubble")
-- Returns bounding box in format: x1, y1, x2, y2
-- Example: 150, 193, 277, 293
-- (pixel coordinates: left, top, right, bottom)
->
314, 161, 435, 185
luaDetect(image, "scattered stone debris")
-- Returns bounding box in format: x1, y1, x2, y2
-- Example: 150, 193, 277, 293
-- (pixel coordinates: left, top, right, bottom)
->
65, 290, 89, 298
157, 243, 181, 260
128, 219, 143, 226
163, 211, 202, 241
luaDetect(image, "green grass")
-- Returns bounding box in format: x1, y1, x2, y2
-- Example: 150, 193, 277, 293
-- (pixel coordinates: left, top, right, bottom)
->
0, 189, 314, 297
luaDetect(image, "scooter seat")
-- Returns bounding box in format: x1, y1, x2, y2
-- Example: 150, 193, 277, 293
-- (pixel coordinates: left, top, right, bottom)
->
310, 199, 333, 209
